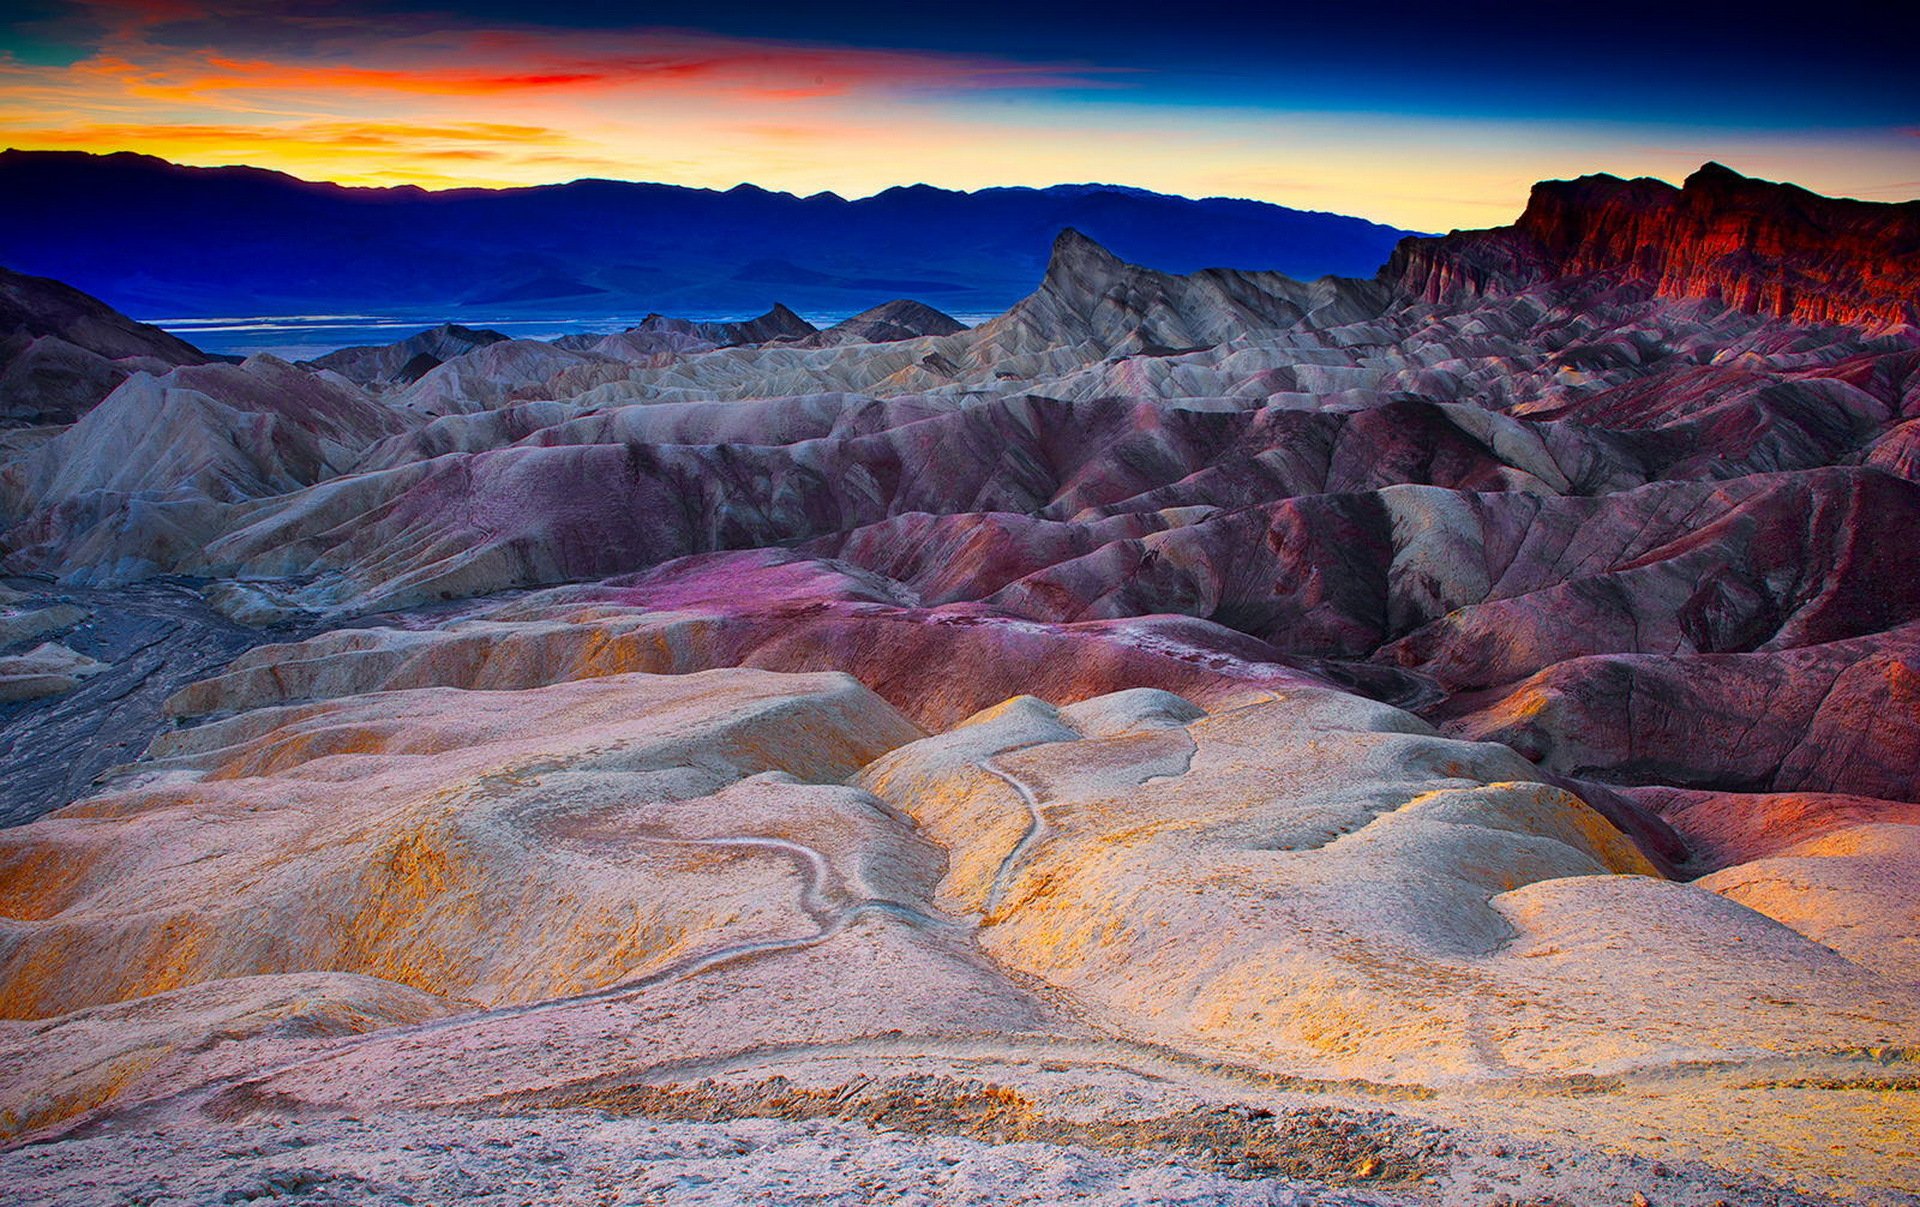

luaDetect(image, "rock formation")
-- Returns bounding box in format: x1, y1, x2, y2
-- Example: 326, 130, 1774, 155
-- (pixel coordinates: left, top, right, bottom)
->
309, 323, 510, 386
1390, 162, 1920, 329
0, 163, 1916, 1205
805, 299, 968, 346
0, 265, 205, 425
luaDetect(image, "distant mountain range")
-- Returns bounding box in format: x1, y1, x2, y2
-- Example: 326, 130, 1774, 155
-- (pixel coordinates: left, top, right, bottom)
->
0, 150, 1418, 320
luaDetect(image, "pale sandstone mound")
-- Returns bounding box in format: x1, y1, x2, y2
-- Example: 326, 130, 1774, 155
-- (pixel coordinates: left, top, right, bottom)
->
0, 640, 107, 701
352, 398, 578, 471
0, 666, 1074, 1139
0, 668, 927, 1019
165, 907, 1078, 1129
12, 357, 403, 507
0, 597, 84, 650
1696, 822, 1920, 984
856, 688, 1918, 1084
2, 667, 1916, 1196
0, 971, 457, 1137
565, 326, 717, 366
392, 339, 612, 416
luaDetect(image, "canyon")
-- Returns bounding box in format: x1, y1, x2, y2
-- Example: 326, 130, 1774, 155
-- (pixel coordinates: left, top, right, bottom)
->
0, 162, 1915, 1206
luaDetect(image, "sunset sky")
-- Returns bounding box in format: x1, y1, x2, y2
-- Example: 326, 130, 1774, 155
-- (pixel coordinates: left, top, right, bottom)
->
2, 0, 1914, 232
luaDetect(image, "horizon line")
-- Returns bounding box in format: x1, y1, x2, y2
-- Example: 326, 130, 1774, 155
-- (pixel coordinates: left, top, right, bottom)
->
2, 144, 1525, 234
13, 145, 1911, 239
2, 144, 1425, 227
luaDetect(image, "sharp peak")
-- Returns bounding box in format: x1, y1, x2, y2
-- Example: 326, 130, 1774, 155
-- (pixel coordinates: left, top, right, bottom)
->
1048, 227, 1127, 268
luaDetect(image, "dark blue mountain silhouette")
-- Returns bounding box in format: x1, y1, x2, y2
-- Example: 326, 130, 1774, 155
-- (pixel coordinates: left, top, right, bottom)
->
0, 150, 1418, 318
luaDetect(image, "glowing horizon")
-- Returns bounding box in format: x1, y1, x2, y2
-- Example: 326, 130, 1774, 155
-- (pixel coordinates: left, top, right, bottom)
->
2, 1, 1915, 233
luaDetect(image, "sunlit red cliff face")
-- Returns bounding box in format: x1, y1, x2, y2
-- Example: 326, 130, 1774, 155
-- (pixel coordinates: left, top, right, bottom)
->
1391, 162, 1920, 328
0, 164, 1917, 1206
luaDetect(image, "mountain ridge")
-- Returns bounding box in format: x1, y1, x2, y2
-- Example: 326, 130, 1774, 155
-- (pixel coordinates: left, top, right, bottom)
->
0, 149, 1416, 319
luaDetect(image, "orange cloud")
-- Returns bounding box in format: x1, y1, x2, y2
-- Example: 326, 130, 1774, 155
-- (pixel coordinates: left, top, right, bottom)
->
0, 116, 624, 186
0, 118, 572, 149
104, 54, 609, 100
23, 19, 1115, 110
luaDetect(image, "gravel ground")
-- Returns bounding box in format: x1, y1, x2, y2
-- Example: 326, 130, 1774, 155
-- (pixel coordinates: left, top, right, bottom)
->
0, 1111, 1417, 1206
0, 577, 291, 826
7, 1083, 1908, 1207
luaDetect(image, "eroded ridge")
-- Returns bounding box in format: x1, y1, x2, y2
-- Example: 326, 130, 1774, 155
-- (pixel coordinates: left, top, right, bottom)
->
2, 163, 1918, 1204
3, 666, 1915, 1201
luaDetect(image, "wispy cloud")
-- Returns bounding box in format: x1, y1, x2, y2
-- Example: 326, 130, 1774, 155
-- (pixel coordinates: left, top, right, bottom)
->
12, 3, 1118, 105
1850, 179, 1920, 196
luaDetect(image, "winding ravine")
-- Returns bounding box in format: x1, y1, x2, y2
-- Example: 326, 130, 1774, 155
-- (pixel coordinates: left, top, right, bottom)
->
979, 757, 1047, 915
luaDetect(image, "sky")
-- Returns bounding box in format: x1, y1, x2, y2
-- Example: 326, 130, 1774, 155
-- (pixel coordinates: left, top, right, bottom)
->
1, 0, 1915, 232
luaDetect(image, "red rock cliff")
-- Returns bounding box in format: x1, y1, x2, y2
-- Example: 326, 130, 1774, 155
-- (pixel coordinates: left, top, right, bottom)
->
1387, 162, 1920, 329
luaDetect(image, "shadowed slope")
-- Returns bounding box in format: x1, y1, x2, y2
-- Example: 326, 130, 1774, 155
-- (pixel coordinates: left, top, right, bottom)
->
0, 266, 205, 425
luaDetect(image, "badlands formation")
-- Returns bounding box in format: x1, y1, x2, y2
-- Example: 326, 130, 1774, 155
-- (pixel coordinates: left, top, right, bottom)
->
0, 163, 1917, 1205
